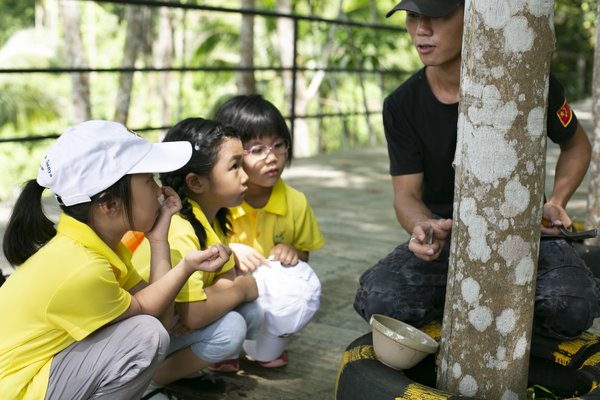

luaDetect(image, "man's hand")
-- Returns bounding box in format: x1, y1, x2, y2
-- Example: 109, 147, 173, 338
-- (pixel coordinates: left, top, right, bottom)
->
408, 218, 452, 261
541, 202, 572, 236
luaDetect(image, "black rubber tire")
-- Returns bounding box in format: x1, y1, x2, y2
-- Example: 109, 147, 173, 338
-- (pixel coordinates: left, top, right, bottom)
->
336, 325, 600, 399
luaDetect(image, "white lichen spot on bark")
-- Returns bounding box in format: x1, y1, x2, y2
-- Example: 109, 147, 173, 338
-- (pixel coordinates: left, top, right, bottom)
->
459, 198, 491, 261
515, 257, 535, 285
464, 124, 518, 185
497, 346, 506, 361
498, 235, 529, 262
468, 85, 518, 130
526, 160, 534, 174
501, 390, 520, 400
498, 219, 509, 230
468, 306, 493, 332
484, 350, 508, 370
458, 375, 479, 397
513, 333, 528, 359
491, 66, 505, 79
463, 85, 519, 185
504, 16, 535, 53
500, 180, 530, 217
474, 1, 511, 29
483, 207, 498, 225
525, 0, 555, 17
527, 107, 545, 137
452, 362, 462, 379
461, 277, 481, 304
496, 308, 517, 335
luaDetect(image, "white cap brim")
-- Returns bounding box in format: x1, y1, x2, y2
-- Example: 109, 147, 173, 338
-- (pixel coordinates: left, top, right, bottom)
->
128, 141, 192, 175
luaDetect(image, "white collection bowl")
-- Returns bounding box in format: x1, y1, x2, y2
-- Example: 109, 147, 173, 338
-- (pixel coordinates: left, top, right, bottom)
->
370, 314, 439, 370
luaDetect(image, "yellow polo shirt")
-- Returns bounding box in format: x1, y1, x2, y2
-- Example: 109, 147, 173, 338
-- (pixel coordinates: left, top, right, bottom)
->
229, 179, 324, 256
131, 199, 235, 303
0, 213, 133, 400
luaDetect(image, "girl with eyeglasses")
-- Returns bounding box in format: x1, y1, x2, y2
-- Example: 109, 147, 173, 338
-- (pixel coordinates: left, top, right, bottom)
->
214, 95, 324, 369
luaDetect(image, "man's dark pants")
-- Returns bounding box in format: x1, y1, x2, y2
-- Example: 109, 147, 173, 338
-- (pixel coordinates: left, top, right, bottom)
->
354, 237, 600, 340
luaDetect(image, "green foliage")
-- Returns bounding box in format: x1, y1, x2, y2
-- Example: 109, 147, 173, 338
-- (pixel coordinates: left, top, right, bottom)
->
0, 0, 35, 46
553, 0, 598, 101
0, 0, 597, 201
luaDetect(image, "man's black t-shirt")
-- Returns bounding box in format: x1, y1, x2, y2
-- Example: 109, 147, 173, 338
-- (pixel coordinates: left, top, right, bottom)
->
383, 68, 578, 219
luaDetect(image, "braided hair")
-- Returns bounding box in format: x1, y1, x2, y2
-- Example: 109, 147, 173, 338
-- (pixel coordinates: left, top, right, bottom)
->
160, 118, 240, 249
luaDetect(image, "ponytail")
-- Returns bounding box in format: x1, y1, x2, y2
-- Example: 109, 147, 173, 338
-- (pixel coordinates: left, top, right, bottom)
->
3, 180, 56, 266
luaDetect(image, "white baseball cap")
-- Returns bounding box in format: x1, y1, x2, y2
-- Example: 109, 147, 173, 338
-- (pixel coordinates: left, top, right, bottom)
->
37, 120, 192, 206
243, 260, 321, 362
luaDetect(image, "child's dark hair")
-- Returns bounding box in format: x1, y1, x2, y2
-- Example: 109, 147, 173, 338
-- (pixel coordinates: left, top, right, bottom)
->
160, 118, 240, 249
214, 94, 293, 165
3, 176, 132, 266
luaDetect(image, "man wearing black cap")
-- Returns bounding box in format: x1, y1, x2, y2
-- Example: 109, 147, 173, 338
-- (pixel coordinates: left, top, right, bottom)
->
354, 0, 600, 340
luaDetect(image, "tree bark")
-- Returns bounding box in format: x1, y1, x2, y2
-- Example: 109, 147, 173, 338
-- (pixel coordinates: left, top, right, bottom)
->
237, 0, 256, 95
586, 0, 600, 245
59, 1, 91, 122
437, 1, 555, 399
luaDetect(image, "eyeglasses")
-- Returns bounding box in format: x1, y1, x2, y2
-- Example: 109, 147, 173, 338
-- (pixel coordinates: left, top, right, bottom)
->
243, 141, 289, 161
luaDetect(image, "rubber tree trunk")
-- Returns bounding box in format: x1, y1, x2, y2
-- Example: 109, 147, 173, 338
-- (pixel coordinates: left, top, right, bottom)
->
585, 0, 600, 245
437, 1, 555, 399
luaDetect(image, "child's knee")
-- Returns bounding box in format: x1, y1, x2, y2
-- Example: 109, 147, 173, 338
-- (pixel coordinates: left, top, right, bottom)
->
129, 315, 170, 360
206, 312, 248, 360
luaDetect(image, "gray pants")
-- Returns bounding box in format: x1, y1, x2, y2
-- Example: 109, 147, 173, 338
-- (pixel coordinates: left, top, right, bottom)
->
45, 315, 169, 400
354, 238, 600, 340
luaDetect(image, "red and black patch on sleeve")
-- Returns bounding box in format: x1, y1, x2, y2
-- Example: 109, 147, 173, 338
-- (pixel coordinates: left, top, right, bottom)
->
556, 99, 573, 128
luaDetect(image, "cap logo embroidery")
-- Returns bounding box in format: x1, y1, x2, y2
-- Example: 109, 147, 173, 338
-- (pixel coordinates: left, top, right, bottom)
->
43, 156, 53, 177
556, 99, 573, 128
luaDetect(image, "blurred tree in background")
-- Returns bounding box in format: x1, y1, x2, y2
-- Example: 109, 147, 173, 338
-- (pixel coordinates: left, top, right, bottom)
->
554, 0, 598, 101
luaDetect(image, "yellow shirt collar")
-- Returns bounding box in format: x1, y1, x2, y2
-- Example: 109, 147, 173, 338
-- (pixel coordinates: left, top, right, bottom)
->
233, 178, 288, 219
56, 213, 132, 280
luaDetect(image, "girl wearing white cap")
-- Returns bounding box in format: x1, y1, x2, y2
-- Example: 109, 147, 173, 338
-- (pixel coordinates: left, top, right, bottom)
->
130, 118, 263, 386
214, 95, 323, 369
0, 120, 230, 400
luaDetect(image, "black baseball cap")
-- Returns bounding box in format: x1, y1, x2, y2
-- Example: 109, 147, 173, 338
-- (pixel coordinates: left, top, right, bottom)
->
386, 0, 464, 18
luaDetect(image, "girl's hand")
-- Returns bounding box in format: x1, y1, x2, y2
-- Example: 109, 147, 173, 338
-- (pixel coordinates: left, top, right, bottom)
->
145, 186, 181, 242
184, 244, 231, 273
270, 243, 300, 266
230, 242, 268, 273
